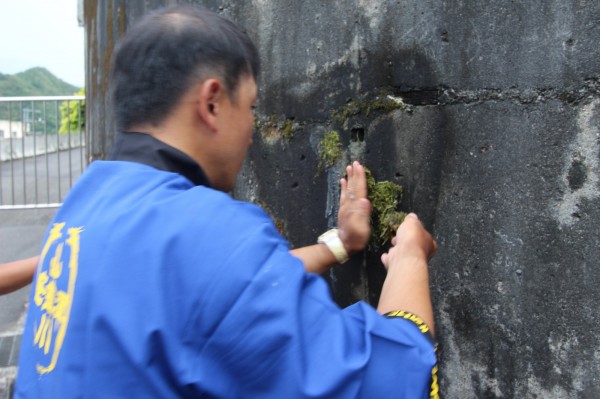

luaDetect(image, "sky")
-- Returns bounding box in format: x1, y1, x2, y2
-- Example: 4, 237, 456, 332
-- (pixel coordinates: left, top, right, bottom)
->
0, 0, 85, 87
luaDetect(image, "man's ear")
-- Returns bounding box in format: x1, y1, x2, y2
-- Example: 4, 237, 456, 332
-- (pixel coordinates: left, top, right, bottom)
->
197, 79, 223, 132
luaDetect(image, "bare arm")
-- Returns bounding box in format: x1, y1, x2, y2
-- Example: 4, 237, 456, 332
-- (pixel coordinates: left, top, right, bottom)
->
0, 256, 38, 295
290, 161, 371, 274
378, 213, 437, 336
290, 244, 337, 275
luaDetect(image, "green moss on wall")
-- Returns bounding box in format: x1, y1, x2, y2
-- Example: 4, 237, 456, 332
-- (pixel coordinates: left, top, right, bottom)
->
365, 168, 406, 249
252, 93, 408, 246
282, 118, 294, 141
256, 114, 296, 143
332, 94, 408, 124
318, 130, 343, 171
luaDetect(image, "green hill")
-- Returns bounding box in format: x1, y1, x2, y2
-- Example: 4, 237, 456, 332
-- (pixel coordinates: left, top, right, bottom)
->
0, 67, 80, 96
0, 68, 82, 130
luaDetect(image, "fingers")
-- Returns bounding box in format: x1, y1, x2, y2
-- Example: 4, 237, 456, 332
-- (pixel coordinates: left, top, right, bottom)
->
342, 161, 367, 203
337, 162, 376, 255
347, 163, 354, 180
340, 161, 367, 207
381, 244, 397, 271
386, 213, 437, 263
381, 252, 389, 269
352, 198, 372, 226
339, 178, 348, 206
348, 161, 367, 199
406, 212, 419, 221
406, 213, 437, 260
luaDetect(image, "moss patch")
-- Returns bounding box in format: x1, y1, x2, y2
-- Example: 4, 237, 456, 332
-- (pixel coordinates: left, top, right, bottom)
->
318, 130, 343, 171
256, 114, 296, 144
365, 168, 406, 249
282, 118, 294, 141
332, 94, 408, 124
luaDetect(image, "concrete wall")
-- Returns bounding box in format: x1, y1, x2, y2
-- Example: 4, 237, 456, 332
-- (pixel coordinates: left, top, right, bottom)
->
85, 1, 600, 397
0, 135, 83, 162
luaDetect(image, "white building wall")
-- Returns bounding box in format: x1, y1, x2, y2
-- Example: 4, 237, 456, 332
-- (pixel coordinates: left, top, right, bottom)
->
0, 120, 25, 138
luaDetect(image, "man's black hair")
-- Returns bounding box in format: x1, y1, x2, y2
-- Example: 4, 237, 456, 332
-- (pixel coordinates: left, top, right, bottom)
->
110, 5, 260, 130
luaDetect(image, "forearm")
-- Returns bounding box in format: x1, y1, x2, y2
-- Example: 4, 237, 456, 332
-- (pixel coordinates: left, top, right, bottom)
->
0, 256, 38, 295
377, 256, 435, 336
290, 244, 337, 274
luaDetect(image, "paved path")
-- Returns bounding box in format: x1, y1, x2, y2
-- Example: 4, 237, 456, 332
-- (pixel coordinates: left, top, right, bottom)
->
1, 148, 84, 207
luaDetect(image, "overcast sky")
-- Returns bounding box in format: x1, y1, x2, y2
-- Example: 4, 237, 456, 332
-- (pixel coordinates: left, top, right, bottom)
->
0, 0, 85, 87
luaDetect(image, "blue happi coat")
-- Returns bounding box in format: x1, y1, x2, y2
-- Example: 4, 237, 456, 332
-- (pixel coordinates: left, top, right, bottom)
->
16, 132, 437, 398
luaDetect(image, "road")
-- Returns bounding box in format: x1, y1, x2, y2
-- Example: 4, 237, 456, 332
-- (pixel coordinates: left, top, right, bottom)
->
0, 147, 85, 207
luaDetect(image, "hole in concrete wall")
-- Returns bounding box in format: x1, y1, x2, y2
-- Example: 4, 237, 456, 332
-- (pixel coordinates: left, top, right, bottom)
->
292, 182, 299, 189
351, 128, 365, 142
568, 159, 587, 191
395, 172, 403, 178
300, 154, 306, 161
440, 30, 449, 42
565, 38, 575, 47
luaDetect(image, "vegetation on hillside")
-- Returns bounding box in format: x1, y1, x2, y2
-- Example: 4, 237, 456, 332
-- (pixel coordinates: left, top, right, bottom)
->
0, 68, 83, 134
0, 67, 79, 97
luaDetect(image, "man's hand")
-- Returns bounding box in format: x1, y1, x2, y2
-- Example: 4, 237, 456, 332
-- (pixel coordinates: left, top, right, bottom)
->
290, 161, 371, 273
377, 213, 437, 334
381, 213, 437, 270
338, 161, 372, 255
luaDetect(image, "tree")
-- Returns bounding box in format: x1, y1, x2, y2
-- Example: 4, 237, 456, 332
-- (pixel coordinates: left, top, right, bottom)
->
59, 88, 85, 134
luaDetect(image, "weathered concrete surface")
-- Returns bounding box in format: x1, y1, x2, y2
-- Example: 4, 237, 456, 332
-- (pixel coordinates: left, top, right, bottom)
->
85, 1, 600, 397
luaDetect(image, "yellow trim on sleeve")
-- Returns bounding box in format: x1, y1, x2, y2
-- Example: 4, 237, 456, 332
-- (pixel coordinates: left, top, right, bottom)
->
384, 310, 430, 334
430, 364, 440, 399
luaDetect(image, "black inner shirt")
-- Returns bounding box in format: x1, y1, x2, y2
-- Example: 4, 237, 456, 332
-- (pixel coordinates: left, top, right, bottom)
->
109, 131, 211, 187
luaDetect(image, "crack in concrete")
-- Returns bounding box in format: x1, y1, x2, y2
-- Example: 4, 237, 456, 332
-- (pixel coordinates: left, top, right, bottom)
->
398, 78, 600, 106
294, 78, 600, 127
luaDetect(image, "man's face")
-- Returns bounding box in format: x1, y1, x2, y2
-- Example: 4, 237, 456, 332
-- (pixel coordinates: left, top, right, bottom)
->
214, 75, 257, 192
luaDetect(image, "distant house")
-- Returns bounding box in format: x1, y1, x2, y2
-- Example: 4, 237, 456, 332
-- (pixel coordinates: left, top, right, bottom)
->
0, 120, 25, 138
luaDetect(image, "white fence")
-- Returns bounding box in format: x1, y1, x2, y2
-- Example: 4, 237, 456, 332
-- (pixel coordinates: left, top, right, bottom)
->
0, 134, 84, 161
0, 96, 86, 208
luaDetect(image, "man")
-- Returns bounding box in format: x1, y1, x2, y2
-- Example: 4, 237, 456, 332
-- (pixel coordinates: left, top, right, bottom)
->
16, 5, 438, 398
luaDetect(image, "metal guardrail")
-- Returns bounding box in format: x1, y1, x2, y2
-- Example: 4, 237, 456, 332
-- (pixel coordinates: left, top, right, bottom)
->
0, 96, 86, 209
